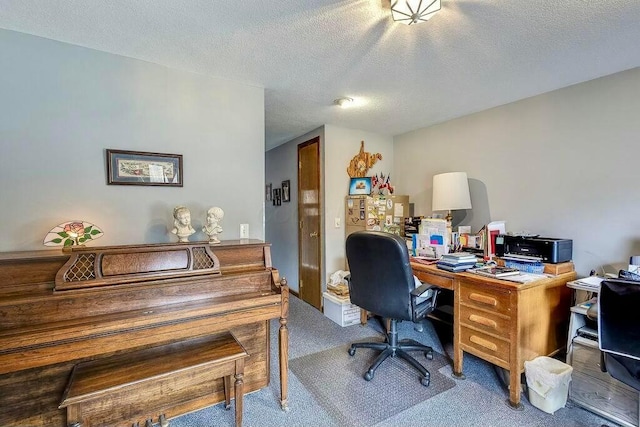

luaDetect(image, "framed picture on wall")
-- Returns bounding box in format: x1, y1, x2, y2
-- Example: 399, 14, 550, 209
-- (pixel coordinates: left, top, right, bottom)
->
266, 183, 272, 201
106, 149, 183, 186
273, 188, 281, 206
282, 180, 290, 202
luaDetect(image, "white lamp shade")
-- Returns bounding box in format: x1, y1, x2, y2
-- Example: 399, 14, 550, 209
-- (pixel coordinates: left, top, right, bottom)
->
432, 172, 472, 211
391, 0, 441, 25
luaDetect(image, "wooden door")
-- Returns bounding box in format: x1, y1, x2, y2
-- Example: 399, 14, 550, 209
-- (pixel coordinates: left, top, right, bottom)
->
297, 137, 322, 310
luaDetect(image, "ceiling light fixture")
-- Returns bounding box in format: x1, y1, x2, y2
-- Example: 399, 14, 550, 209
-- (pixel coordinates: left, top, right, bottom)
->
334, 97, 354, 108
391, 0, 441, 25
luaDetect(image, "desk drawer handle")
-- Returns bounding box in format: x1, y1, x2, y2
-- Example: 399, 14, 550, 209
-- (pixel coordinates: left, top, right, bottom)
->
469, 293, 498, 306
469, 314, 497, 329
469, 335, 498, 351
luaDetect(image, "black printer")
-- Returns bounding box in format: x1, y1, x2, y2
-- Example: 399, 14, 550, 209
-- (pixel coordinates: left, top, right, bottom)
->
495, 235, 573, 264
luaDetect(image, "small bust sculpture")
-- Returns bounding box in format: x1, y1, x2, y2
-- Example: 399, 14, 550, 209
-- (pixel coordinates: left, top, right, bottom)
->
171, 205, 195, 242
203, 206, 224, 244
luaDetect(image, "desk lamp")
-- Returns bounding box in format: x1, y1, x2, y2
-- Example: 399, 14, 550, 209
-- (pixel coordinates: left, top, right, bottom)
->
432, 172, 472, 246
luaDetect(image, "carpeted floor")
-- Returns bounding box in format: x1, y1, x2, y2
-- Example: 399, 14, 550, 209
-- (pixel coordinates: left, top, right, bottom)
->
171, 295, 613, 427
290, 342, 455, 427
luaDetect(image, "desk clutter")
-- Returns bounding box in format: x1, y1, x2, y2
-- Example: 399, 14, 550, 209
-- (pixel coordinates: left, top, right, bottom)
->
423, 250, 576, 284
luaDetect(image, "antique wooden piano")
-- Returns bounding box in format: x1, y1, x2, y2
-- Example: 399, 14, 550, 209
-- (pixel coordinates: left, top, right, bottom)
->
0, 240, 289, 427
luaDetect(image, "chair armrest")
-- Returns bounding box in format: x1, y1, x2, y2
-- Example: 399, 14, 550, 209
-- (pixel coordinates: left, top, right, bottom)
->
410, 283, 440, 321
411, 283, 438, 299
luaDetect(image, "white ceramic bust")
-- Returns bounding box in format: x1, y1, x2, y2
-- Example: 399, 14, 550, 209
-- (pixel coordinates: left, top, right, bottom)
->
171, 205, 195, 242
203, 206, 224, 244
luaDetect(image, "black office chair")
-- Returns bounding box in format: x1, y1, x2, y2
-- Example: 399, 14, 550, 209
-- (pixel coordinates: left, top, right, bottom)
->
345, 230, 440, 386
598, 279, 640, 393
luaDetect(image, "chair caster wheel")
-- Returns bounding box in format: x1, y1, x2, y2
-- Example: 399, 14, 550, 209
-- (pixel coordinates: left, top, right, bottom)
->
425, 350, 433, 360
420, 376, 430, 387
364, 371, 374, 381
348, 347, 356, 356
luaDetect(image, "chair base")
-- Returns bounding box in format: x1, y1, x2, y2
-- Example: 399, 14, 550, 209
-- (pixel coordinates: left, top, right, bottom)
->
348, 319, 434, 386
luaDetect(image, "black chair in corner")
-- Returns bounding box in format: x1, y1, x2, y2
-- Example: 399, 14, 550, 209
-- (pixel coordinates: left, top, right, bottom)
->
345, 230, 440, 386
598, 278, 640, 423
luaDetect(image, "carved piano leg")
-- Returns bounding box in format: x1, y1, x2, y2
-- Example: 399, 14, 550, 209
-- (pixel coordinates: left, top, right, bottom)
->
279, 280, 290, 411
159, 414, 169, 427
145, 419, 153, 427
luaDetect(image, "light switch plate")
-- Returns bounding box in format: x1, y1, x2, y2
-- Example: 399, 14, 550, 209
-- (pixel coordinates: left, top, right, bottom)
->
240, 224, 249, 238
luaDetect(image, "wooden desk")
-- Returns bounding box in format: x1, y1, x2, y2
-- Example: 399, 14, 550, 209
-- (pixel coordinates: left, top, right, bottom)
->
411, 263, 576, 409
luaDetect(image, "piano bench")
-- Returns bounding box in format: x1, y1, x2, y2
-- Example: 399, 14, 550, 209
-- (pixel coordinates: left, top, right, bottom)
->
59, 332, 248, 427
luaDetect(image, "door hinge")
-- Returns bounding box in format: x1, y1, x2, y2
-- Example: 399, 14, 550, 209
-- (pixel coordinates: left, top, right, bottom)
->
299, 161, 302, 169
299, 220, 303, 229
300, 279, 303, 288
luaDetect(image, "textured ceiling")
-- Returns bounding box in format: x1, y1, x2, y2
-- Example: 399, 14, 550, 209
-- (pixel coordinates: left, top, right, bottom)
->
1, 0, 639, 150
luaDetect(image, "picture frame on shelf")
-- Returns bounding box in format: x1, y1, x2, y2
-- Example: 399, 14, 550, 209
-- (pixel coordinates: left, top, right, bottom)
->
106, 149, 183, 187
349, 177, 372, 196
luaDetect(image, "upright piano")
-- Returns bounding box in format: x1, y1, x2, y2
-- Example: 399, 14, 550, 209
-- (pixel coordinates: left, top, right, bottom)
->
0, 240, 289, 426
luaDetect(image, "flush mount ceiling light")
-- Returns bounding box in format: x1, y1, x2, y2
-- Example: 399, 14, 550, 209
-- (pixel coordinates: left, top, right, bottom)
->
391, 0, 441, 25
334, 97, 354, 108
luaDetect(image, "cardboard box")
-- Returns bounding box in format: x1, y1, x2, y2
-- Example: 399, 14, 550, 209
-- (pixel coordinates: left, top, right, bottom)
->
323, 292, 360, 327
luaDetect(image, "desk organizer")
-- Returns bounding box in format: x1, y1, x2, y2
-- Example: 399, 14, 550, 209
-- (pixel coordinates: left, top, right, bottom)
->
504, 259, 545, 274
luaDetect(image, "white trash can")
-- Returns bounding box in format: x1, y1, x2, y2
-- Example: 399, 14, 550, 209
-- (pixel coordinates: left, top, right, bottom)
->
524, 356, 573, 414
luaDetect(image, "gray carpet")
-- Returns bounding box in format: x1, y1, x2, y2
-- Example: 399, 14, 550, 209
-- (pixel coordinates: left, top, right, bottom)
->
289, 342, 455, 427
171, 295, 613, 427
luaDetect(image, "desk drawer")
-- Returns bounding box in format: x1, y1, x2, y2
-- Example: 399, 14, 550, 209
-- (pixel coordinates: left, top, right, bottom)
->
459, 282, 511, 315
459, 305, 510, 337
460, 327, 510, 364
414, 270, 454, 290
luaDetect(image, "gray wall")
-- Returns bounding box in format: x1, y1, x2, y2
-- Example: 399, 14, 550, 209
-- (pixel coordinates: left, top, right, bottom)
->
323, 125, 394, 280
0, 30, 265, 251
393, 67, 640, 277
265, 125, 394, 294
265, 127, 324, 292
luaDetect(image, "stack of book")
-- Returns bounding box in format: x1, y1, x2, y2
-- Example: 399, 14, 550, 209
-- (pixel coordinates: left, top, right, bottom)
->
436, 252, 477, 272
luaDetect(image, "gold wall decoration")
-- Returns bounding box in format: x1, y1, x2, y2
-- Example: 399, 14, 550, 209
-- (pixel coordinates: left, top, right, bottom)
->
346, 141, 383, 178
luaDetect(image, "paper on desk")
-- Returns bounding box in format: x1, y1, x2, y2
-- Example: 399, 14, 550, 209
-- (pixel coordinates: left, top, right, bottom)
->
497, 272, 548, 284
575, 275, 604, 288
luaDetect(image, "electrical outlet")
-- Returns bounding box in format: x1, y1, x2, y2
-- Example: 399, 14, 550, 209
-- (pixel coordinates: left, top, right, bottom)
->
335, 217, 341, 228
240, 224, 249, 239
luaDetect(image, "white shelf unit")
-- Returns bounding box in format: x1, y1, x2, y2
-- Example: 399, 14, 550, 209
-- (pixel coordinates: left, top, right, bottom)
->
566, 280, 639, 427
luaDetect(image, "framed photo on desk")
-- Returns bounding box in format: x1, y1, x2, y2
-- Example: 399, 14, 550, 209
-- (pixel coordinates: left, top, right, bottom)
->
349, 177, 371, 196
